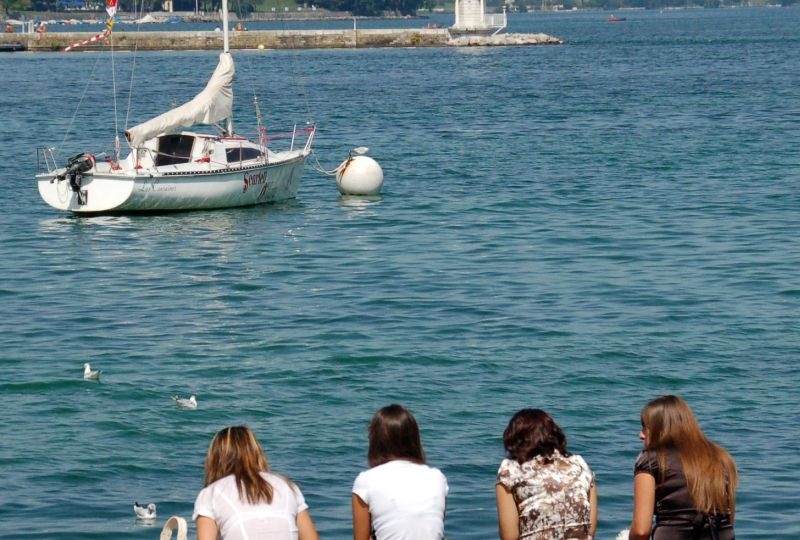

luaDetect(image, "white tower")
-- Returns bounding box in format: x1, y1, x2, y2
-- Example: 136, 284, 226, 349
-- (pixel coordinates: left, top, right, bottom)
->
452, 0, 489, 32
451, 0, 506, 34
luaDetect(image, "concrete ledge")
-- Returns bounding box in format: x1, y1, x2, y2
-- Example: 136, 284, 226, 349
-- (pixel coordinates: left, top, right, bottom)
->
0, 29, 563, 51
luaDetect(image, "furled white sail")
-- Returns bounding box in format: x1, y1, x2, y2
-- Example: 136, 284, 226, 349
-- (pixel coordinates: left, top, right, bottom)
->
125, 52, 235, 147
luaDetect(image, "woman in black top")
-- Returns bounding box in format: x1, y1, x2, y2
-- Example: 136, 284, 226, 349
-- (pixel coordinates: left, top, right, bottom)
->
628, 395, 737, 540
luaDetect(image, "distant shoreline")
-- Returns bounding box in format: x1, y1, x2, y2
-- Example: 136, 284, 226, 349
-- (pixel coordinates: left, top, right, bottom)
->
3, 9, 438, 24
0, 28, 563, 51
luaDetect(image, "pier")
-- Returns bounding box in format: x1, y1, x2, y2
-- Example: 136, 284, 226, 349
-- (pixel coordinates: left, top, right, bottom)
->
0, 28, 562, 52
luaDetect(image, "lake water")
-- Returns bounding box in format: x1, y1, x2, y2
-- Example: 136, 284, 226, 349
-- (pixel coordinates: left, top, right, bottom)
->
1, 7, 799, 539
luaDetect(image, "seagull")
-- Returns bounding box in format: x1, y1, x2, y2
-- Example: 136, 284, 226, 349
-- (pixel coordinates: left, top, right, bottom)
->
83, 363, 102, 380
133, 501, 157, 520
172, 395, 198, 409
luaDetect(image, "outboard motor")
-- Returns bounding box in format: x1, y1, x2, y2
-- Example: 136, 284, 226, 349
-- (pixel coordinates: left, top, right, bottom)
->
56, 153, 94, 205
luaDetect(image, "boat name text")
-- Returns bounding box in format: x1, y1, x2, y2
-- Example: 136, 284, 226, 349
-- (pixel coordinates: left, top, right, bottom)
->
243, 171, 268, 193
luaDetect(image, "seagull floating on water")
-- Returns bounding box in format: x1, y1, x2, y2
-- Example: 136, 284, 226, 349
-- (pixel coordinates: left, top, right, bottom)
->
83, 363, 102, 380
133, 501, 157, 520
172, 395, 198, 409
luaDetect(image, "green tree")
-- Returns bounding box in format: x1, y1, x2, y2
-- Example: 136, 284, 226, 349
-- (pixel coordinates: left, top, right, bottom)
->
2, 0, 34, 13
315, 0, 424, 16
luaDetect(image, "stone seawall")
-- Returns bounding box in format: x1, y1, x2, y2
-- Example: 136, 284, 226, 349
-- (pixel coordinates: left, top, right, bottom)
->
0, 29, 562, 52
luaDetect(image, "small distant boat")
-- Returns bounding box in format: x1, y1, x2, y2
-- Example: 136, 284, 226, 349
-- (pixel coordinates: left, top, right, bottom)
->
0, 42, 25, 52
607, 15, 626, 22
133, 13, 159, 24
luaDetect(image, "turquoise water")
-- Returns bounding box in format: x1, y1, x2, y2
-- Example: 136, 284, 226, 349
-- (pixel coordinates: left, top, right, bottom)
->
2, 7, 799, 538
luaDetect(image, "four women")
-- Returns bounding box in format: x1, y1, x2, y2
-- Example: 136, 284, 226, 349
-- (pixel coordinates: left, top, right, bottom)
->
194, 396, 736, 540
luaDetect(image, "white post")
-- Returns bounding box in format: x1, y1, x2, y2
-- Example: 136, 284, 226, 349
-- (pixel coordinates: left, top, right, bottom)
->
221, 0, 230, 53
221, 0, 233, 136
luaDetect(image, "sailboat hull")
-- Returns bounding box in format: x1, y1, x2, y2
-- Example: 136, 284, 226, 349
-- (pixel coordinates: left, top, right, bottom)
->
37, 149, 309, 214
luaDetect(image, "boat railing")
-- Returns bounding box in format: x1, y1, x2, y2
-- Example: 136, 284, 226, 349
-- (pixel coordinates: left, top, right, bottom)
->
36, 147, 60, 174
256, 124, 316, 154
303, 124, 316, 152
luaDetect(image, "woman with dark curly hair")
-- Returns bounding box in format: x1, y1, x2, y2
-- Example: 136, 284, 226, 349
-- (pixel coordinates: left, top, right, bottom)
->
496, 409, 597, 540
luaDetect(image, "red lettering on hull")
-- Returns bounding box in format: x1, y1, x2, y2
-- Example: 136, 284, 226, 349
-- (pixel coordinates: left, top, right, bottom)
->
243, 170, 268, 193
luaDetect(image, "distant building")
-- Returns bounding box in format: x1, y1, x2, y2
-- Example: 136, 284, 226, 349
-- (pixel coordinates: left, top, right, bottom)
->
451, 0, 507, 34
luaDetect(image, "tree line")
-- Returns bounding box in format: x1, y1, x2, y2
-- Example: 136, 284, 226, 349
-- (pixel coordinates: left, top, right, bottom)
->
0, 0, 424, 15
2, 0, 796, 19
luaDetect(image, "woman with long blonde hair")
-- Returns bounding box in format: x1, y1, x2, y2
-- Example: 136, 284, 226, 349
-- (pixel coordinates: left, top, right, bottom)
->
193, 426, 319, 540
629, 396, 737, 540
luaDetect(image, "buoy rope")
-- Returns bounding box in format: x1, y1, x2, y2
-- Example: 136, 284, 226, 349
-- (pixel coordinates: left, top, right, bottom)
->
310, 152, 348, 176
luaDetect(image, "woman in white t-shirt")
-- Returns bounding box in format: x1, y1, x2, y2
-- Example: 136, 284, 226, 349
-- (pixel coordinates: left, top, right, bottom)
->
193, 426, 319, 540
352, 404, 449, 540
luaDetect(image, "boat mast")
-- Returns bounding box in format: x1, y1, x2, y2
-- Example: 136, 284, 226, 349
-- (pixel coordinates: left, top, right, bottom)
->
221, 0, 234, 135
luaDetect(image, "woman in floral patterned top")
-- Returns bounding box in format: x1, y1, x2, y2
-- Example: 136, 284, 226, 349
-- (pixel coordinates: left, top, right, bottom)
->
496, 409, 597, 540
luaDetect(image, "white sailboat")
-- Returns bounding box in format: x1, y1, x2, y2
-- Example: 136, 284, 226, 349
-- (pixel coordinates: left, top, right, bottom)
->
36, 0, 315, 214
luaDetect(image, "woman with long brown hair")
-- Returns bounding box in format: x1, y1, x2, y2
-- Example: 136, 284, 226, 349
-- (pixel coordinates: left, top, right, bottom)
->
629, 396, 738, 540
193, 426, 319, 540
352, 404, 449, 540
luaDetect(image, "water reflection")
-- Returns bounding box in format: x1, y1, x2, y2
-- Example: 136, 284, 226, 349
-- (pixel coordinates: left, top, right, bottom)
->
338, 194, 383, 218
35, 203, 305, 266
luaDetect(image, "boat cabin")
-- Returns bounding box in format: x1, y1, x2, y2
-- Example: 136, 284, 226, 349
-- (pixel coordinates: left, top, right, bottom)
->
155, 134, 195, 166
132, 132, 268, 169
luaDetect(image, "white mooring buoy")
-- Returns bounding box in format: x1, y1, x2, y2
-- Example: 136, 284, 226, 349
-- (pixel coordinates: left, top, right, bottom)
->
336, 147, 384, 196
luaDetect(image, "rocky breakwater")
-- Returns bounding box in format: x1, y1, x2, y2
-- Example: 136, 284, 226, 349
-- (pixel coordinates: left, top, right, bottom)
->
0, 28, 563, 52
447, 32, 564, 46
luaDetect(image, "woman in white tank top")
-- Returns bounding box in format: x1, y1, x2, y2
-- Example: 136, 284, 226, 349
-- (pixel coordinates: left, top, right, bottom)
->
193, 426, 319, 540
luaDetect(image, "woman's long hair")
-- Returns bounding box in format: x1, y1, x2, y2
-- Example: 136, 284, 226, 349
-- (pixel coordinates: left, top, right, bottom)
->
641, 395, 738, 514
367, 404, 426, 467
503, 408, 570, 464
204, 426, 274, 505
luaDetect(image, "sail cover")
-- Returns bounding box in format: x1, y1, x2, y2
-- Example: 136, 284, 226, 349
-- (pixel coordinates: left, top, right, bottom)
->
125, 52, 235, 148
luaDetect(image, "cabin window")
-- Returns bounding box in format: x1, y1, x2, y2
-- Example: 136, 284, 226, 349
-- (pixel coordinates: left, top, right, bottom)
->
226, 147, 264, 164
156, 134, 195, 166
